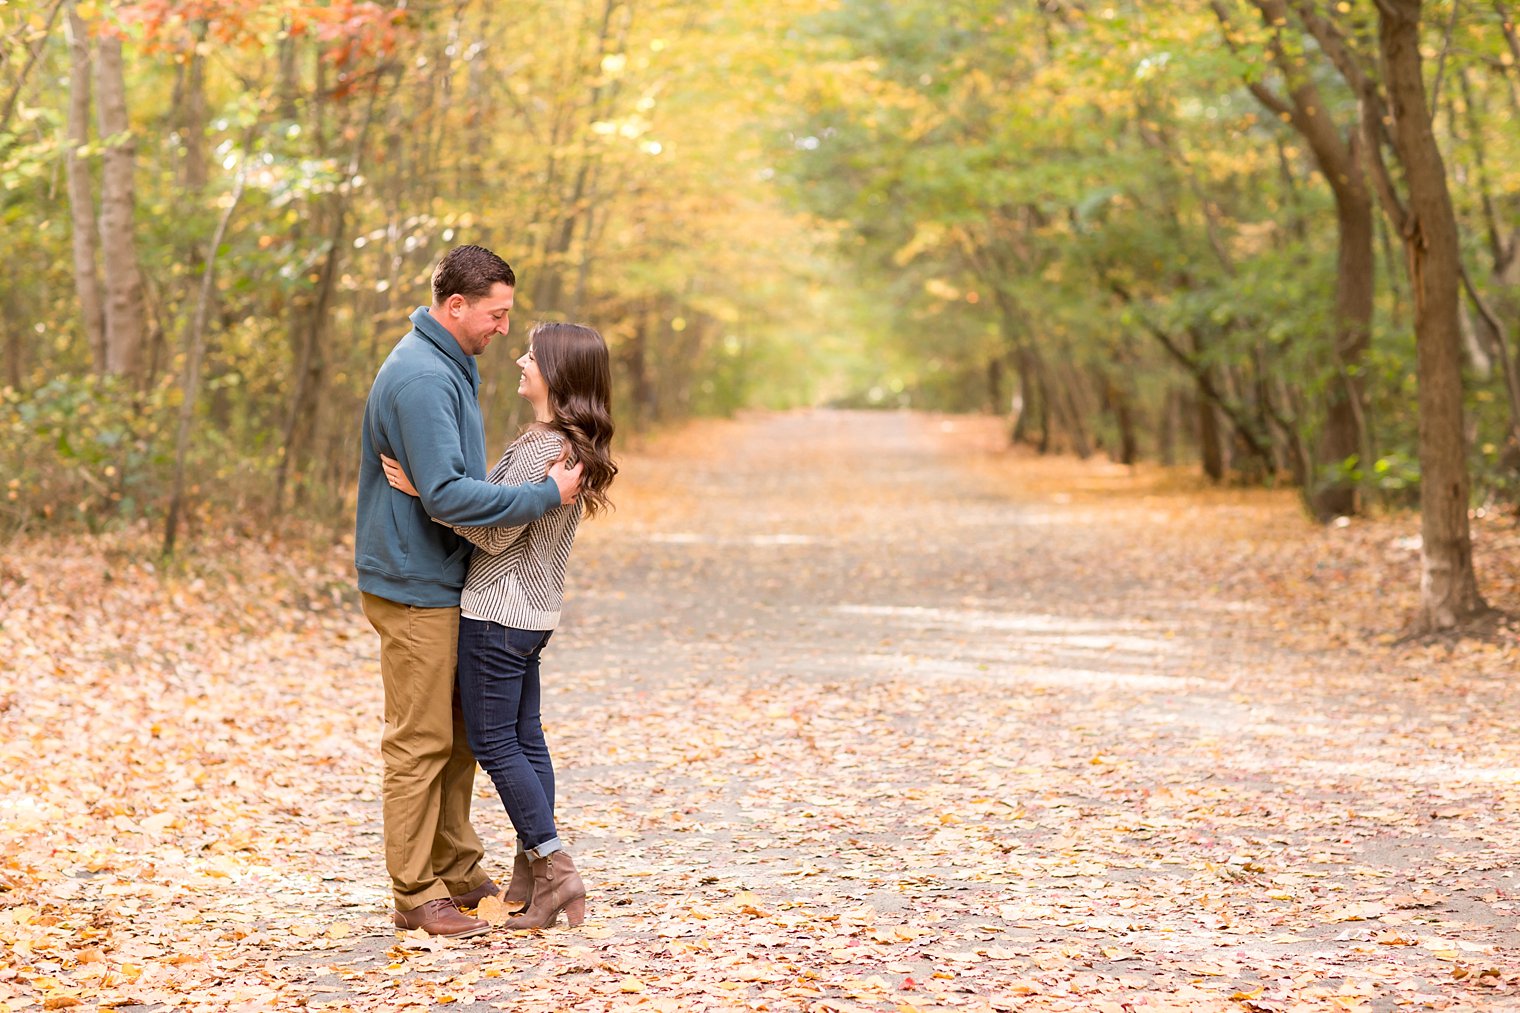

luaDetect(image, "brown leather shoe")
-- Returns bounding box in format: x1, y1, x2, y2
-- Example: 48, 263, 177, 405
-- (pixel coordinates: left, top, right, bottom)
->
450, 878, 501, 909
393, 898, 490, 938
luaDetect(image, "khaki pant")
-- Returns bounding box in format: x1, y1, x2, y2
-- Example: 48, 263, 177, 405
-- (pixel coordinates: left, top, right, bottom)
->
362, 592, 491, 911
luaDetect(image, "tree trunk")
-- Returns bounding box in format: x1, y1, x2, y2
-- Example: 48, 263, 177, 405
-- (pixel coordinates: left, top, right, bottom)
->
177, 21, 208, 192
1198, 383, 1225, 482
987, 356, 1005, 415
3, 284, 21, 389
528, 0, 621, 318
275, 77, 386, 509
94, 29, 147, 380
614, 302, 651, 431
1053, 359, 1093, 458
278, 27, 299, 121
64, 3, 105, 372
1379, 0, 1487, 629
1011, 349, 1036, 446
1314, 177, 1375, 518
1035, 367, 1053, 455
275, 220, 340, 510
1106, 375, 1138, 465
165, 153, 248, 555
1454, 67, 1520, 472
1158, 387, 1181, 467
1231, 0, 1374, 518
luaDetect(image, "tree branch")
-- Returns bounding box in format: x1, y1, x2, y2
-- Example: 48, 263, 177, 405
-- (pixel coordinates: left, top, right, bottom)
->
1245, 79, 1294, 119
1210, 1, 1295, 117
0, 0, 67, 138
1360, 91, 1411, 234
1289, 0, 1374, 94
164, 128, 256, 555
1107, 279, 1275, 465
1429, 0, 1462, 110
1496, 2, 1520, 69
1456, 68, 1508, 269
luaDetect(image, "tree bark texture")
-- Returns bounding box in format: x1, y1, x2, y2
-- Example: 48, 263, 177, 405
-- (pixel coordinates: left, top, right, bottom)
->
177, 22, 208, 192
1317, 145, 1375, 518
93, 29, 147, 379
1379, 0, 1486, 628
65, 4, 105, 372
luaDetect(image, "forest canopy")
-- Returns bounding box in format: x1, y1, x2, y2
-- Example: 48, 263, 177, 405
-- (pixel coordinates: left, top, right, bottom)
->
2, 0, 1517, 628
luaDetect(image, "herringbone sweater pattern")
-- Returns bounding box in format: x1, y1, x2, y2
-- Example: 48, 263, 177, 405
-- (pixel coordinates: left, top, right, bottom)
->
457, 429, 581, 630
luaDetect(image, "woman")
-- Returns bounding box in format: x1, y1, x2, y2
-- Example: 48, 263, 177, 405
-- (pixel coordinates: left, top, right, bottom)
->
381, 321, 617, 930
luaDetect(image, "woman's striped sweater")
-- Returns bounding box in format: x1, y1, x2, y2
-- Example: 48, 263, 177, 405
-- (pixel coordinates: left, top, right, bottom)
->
456, 428, 582, 630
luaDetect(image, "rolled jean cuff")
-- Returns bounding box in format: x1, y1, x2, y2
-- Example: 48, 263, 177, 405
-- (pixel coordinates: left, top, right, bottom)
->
524, 836, 564, 862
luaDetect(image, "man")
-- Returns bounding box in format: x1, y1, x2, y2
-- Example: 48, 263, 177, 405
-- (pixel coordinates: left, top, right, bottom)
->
355, 245, 582, 939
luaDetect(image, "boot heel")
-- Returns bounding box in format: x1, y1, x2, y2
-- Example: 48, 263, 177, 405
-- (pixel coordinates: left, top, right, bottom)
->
502, 849, 585, 931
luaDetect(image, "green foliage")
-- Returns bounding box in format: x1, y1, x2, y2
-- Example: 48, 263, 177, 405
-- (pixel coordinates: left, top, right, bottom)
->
7, 0, 1520, 535
769, 0, 1520, 510
0, 0, 848, 534
0, 375, 173, 530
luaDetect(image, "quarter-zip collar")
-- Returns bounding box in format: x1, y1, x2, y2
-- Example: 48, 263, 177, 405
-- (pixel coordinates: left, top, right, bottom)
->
409, 305, 480, 393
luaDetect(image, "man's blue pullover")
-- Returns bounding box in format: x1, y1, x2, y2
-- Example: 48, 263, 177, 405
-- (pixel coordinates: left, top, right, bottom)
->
355, 306, 560, 607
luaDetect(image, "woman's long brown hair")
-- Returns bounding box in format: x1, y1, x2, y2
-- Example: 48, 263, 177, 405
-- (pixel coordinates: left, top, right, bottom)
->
528, 322, 617, 517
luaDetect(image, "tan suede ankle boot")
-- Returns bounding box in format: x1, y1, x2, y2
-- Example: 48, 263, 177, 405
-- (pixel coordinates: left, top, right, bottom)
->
503, 850, 533, 913
503, 851, 585, 930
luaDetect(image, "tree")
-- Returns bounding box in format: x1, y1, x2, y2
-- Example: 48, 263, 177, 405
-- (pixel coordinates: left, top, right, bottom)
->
93, 11, 148, 380
64, 1, 106, 372
1213, 0, 1375, 519
1291, 0, 1487, 628
1375, 0, 1487, 627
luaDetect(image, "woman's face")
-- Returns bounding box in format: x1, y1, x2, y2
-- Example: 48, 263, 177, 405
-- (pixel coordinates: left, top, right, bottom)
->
516, 343, 551, 417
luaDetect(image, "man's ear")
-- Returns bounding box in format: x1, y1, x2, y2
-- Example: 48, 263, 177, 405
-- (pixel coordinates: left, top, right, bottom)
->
446, 293, 467, 317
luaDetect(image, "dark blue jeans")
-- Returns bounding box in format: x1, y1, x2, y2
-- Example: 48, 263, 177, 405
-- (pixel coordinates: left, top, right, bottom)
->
456, 618, 561, 857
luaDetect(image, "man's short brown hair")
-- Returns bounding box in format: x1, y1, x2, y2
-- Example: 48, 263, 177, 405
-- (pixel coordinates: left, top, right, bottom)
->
431, 245, 516, 303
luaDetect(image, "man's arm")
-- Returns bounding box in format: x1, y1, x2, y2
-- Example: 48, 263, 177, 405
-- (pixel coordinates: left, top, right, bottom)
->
451, 434, 567, 555
388, 376, 569, 527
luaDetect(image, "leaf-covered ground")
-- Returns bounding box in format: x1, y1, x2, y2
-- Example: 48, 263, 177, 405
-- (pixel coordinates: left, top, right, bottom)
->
3, 409, 1520, 1012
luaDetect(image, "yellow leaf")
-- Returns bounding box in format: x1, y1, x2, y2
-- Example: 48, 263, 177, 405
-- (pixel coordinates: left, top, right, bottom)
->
477, 894, 512, 926
620, 976, 646, 993
140, 812, 176, 834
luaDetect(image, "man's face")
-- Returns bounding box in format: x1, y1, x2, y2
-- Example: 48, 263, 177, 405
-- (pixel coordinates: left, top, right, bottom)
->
445, 283, 514, 356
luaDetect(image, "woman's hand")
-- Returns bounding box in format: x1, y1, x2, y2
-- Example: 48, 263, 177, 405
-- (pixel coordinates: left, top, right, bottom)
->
381, 455, 420, 498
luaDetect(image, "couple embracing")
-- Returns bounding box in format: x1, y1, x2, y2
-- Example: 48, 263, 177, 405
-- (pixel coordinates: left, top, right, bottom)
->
354, 245, 617, 939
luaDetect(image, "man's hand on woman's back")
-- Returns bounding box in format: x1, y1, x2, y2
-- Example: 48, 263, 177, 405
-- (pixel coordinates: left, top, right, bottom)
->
547, 454, 583, 505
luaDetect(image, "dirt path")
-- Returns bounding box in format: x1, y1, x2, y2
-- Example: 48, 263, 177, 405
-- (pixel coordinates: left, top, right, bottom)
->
548, 409, 1520, 1011
4, 409, 1519, 1012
